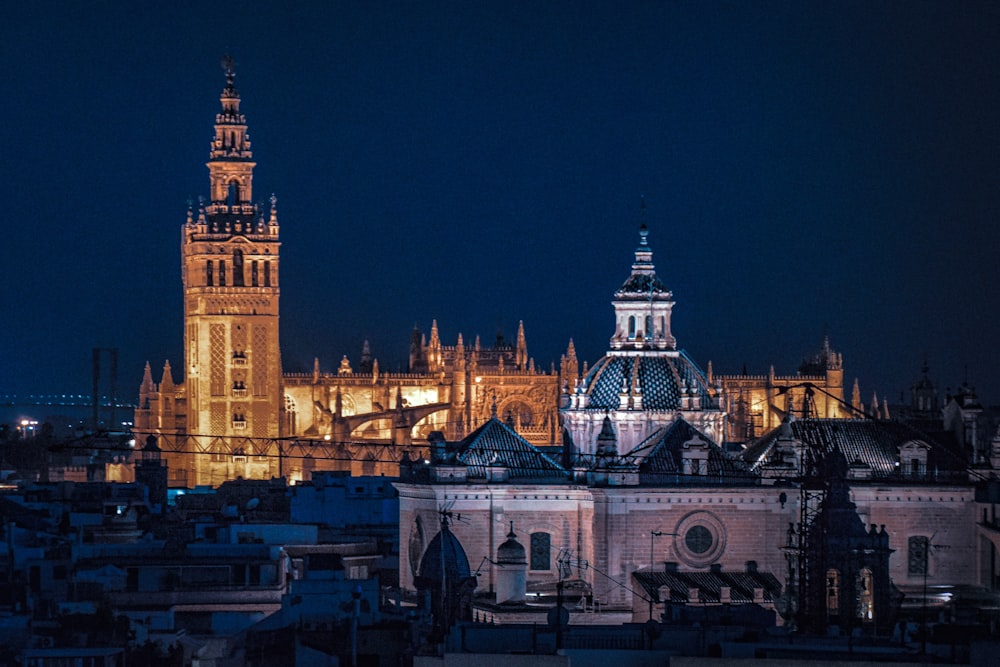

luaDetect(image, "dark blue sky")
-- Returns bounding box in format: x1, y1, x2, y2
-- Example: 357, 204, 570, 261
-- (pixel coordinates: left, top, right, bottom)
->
2, 2, 999, 407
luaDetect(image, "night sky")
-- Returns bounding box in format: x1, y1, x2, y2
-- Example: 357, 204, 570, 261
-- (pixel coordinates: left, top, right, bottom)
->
3, 2, 999, 408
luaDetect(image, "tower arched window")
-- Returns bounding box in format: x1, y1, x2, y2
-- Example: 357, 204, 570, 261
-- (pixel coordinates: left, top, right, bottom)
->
645, 315, 653, 339
218, 260, 226, 286
227, 180, 240, 207
206, 260, 214, 286
232, 250, 245, 287
264, 261, 271, 287
628, 316, 636, 339
251, 260, 259, 287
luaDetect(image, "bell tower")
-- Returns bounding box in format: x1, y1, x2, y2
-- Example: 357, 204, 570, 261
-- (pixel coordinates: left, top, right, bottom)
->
182, 58, 282, 454
609, 223, 676, 351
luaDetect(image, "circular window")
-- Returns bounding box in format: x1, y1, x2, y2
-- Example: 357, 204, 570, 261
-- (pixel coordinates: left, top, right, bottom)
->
674, 511, 726, 567
685, 525, 713, 554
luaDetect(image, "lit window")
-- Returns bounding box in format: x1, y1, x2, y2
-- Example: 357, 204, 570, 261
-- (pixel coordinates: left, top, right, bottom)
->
826, 569, 840, 614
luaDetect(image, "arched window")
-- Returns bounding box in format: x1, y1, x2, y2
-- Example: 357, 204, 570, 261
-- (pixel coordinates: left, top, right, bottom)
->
232, 250, 245, 287
206, 260, 214, 286
645, 315, 653, 339
264, 261, 272, 287
628, 316, 636, 338
218, 260, 226, 286
227, 180, 240, 206
251, 260, 259, 287
530, 532, 551, 571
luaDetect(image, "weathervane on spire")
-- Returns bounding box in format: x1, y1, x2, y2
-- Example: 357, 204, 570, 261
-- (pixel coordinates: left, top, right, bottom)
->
221, 55, 235, 78
639, 195, 649, 245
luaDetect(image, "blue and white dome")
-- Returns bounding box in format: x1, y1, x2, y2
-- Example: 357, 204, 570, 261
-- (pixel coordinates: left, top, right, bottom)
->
562, 224, 725, 456
580, 350, 712, 411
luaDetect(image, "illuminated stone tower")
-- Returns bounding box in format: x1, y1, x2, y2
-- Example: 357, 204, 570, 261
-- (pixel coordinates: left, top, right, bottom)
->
182, 59, 282, 452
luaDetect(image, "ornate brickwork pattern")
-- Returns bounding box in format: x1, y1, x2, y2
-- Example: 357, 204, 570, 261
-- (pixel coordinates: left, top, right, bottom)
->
252, 325, 268, 396
232, 321, 248, 353
210, 402, 227, 434
253, 402, 269, 437
210, 324, 226, 396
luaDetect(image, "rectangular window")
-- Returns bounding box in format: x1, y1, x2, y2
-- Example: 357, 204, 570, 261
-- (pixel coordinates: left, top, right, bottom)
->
530, 532, 551, 571
909, 536, 929, 576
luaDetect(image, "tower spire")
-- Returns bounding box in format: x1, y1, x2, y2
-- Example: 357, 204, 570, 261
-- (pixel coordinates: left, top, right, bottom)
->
208, 56, 255, 209
609, 208, 676, 351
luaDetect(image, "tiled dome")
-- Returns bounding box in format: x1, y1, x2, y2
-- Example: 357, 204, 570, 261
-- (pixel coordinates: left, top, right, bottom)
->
581, 351, 711, 411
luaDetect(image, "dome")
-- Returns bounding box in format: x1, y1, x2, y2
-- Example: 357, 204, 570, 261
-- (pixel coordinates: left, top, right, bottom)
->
418, 520, 472, 585
580, 351, 711, 411
496, 526, 526, 565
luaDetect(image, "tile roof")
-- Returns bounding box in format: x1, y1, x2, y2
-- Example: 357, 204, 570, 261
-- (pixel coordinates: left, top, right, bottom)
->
633, 568, 782, 604
743, 418, 969, 479
457, 418, 569, 481
630, 418, 756, 483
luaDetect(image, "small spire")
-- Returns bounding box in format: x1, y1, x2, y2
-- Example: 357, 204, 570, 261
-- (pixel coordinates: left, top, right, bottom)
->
160, 360, 175, 391
140, 361, 155, 392
852, 378, 861, 411
515, 320, 527, 370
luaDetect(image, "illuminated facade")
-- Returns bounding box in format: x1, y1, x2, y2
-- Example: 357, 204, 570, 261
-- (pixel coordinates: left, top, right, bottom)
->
719, 337, 851, 444
134, 66, 863, 487
135, 65, 564, 486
